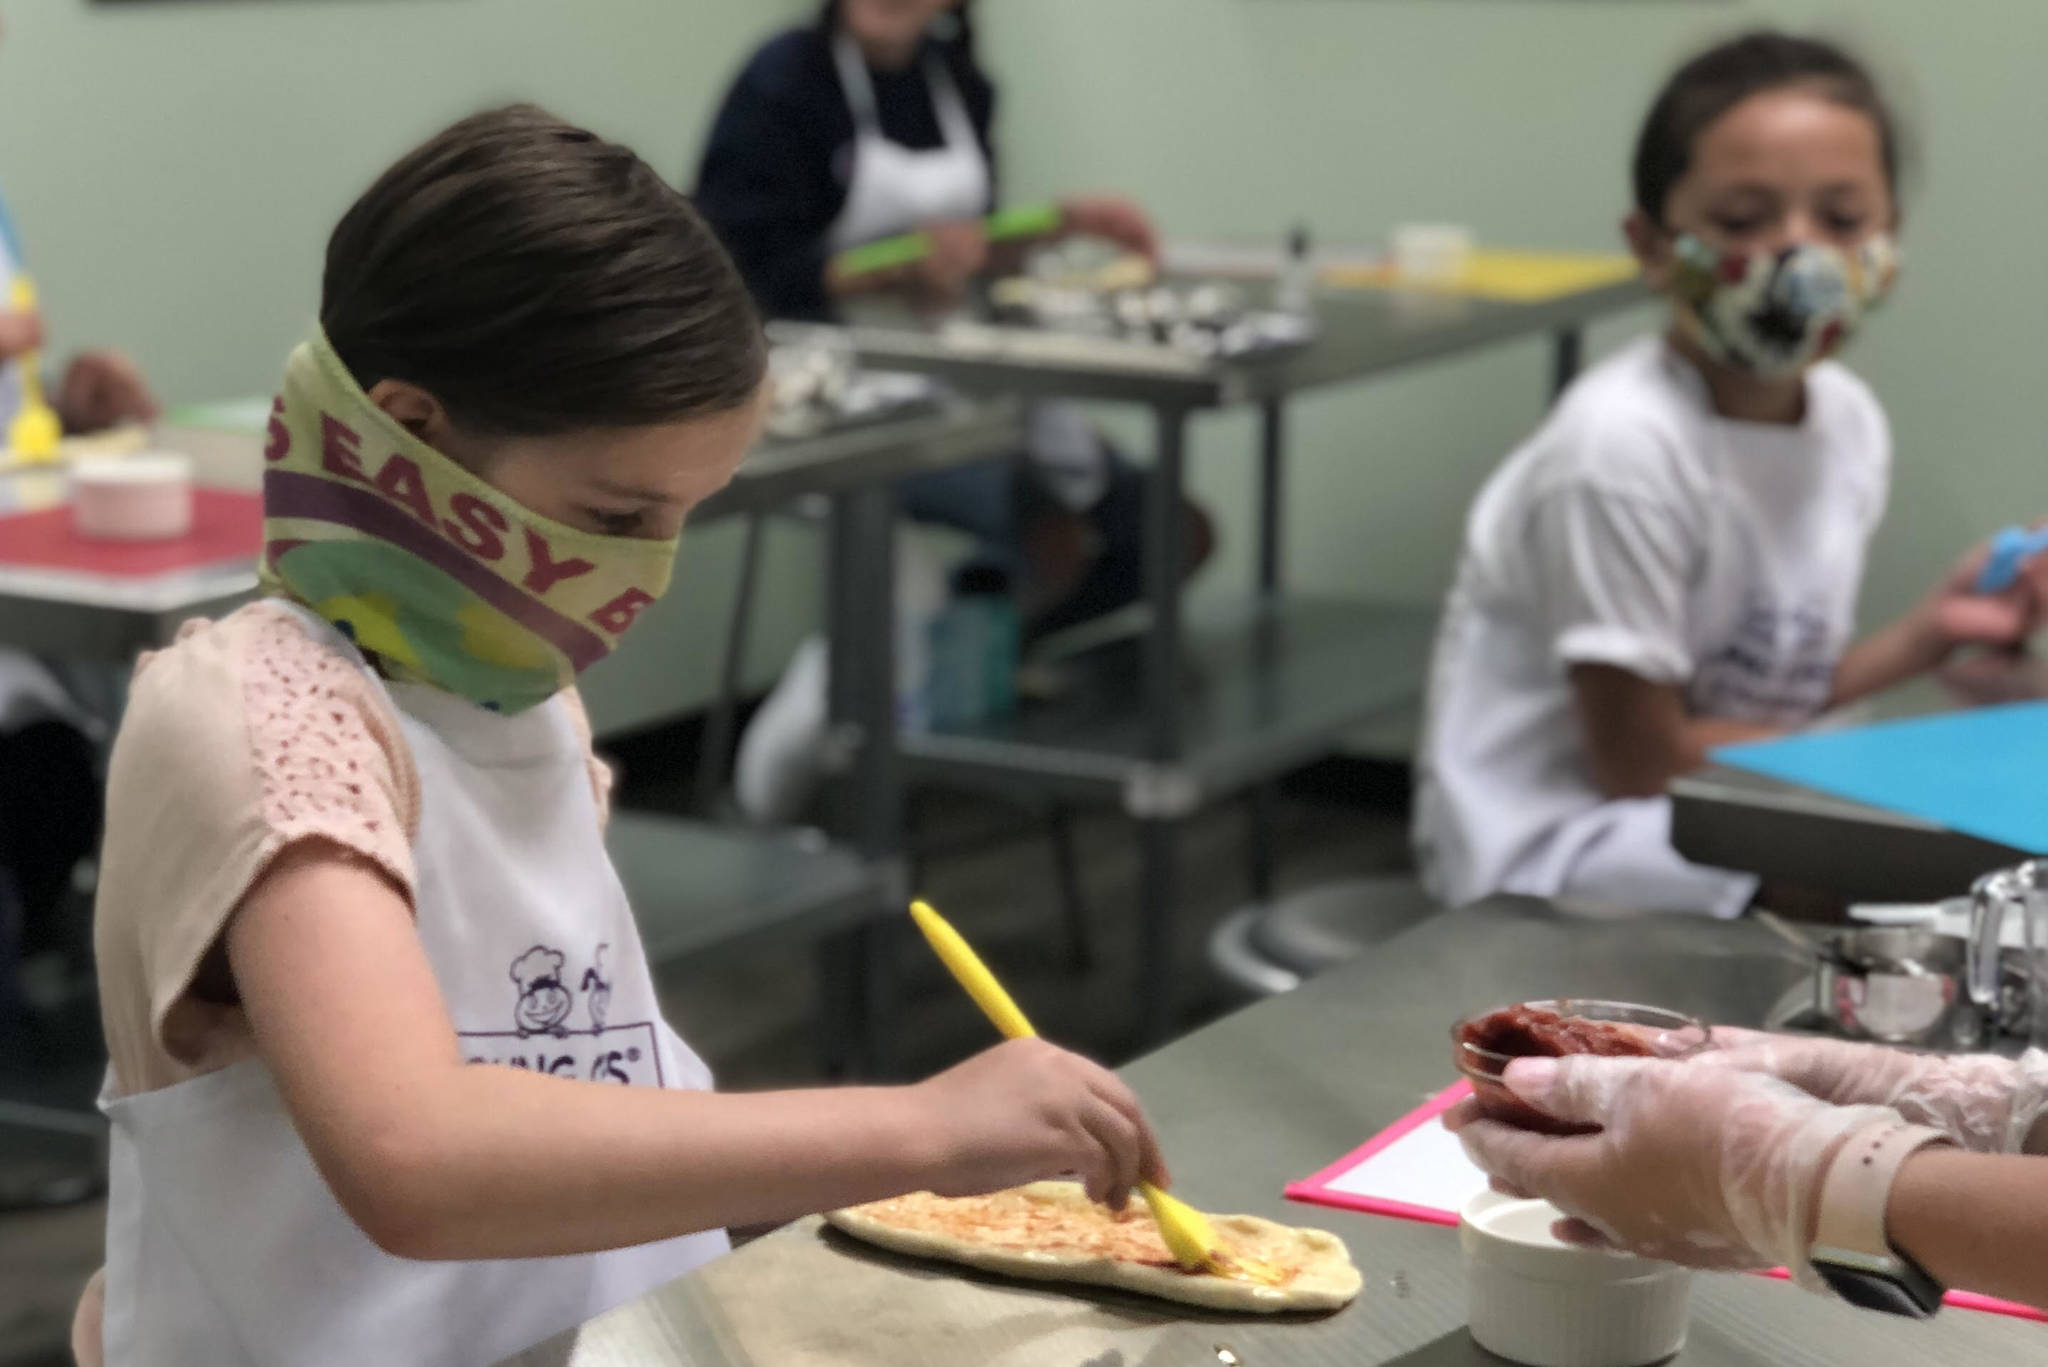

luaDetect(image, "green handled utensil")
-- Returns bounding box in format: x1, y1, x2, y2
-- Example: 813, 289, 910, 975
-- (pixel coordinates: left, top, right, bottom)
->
831, 202, 1066, 280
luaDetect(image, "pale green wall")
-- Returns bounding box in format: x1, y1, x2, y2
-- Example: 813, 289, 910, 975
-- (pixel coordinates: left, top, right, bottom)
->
979, 0, 2048, 632
0, 0, 814, 735
7, 1, 2045, 732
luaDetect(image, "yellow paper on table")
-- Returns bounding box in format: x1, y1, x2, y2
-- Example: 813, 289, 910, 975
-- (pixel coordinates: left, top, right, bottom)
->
1322, 250, 1639, 304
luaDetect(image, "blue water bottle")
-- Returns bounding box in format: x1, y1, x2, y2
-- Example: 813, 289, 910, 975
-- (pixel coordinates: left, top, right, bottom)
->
925, 564, 1021, 729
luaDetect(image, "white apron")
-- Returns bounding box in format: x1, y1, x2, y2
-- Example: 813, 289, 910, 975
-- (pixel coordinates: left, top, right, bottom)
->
98, 603, 727, 1367
1443, 349, 1868, 920
828, 33, 1107, 509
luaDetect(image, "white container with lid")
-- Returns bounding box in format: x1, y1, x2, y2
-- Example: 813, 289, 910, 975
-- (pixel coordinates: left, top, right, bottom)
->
1391, 223, 1475, 289
1461, 1191, 1693, 1367
70, 453, 194, 542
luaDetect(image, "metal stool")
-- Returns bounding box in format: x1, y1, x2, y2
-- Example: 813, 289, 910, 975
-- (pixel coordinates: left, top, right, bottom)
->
1208, 875, 1438, 997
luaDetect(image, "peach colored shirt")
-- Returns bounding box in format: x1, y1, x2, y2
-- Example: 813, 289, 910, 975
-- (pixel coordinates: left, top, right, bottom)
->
93, 600, 612, 1098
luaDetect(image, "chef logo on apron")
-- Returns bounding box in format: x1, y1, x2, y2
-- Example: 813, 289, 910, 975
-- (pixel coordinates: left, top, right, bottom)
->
458, 942, 667, 1085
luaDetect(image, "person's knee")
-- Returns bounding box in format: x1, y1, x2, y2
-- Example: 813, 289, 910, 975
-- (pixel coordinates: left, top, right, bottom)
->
1018, 510, 1096, 621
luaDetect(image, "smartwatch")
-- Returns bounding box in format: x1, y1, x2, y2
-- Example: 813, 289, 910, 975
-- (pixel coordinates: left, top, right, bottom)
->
1810, 1122, 1951, 1318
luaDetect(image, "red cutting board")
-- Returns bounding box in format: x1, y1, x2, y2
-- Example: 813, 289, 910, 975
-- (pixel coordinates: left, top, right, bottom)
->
0, 489, 261, 577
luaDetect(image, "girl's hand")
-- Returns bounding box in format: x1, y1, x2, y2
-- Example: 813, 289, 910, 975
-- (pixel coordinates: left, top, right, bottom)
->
1447, 1053, 1898, 1285
910, 1037, 1169, 1209
1060, 196, 1160, 262
58, 350, 160, 433
1921, 536, 2048, 652
0, 308, 43, 361
910, 218, 990, 304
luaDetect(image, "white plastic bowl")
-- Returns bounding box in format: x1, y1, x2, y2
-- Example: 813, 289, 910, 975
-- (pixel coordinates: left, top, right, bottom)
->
1461, 1191, 1692, 1367
70, 453, 193, 541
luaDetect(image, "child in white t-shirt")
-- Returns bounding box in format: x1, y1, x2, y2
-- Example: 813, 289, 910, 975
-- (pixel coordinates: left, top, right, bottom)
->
78, 107, 1166, 1367
1415, 32, 2048, 918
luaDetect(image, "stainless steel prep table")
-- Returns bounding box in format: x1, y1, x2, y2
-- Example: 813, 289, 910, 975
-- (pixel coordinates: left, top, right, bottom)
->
810, 275, 1649, 1040
512, 895, 2033, 1366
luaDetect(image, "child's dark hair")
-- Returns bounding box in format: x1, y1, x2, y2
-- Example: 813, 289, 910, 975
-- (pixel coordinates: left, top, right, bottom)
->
322, 104, 765, 436
1633, 31, 1900, 225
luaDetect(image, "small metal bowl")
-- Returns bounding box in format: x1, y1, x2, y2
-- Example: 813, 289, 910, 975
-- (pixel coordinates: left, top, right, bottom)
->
1451, 999, 1712, 1134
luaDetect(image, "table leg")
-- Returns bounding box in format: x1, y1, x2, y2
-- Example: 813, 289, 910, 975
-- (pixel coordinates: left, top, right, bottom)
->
820, 482, 903, 1078
1552, 327, 1585, 401
1143, 407, 1192, 760
1245, 787, 1277, 903
1256, 398, 1285, 600
1136, 406, 1193, 1044
1136, 814, 1184, 1044
1247, 398, 1287, 908
813, 938, 858, 1080
693, 512, 765, 816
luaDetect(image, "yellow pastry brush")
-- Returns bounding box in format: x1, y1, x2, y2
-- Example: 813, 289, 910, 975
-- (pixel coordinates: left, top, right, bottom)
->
908, 897, 1231, 1275
5, 277, 61, 463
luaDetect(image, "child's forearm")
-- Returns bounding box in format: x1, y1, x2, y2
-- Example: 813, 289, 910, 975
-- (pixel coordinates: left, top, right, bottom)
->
343, 1070, 943, 1261
1569, 664, 1778, 796
1888, 1148, 2048, 1311
1832, 611, 1949, 707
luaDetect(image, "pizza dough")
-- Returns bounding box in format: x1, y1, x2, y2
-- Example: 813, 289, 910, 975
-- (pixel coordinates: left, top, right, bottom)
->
826, 1182, 1362, 1313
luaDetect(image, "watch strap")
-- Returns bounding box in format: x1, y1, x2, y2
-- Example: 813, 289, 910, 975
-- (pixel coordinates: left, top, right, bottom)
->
1815, 1122, 1951, 1261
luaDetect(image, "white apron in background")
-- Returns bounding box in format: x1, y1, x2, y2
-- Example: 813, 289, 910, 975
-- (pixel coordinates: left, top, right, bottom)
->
829, 32, 1106, 510
826, 31, 988, 255
98, 604, 726, 1367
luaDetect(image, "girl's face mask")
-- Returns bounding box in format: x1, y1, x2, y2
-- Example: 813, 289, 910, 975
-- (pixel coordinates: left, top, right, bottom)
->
259, 332, 680, 714
1667, 232, 1901, 381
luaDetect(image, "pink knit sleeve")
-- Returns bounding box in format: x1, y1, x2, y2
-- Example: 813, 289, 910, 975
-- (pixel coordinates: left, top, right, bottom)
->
95, 603, 420, 1095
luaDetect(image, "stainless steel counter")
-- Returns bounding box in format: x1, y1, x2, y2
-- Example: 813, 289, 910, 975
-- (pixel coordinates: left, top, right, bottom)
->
510, 898, 2036, 1365
1671, 674, 2040, 903
817, 278, 1647, 407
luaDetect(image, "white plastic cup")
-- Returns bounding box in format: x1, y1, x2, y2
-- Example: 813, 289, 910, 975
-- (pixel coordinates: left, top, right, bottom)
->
1461, 1191, 1692, 1367
70, 453, 194, 542
1392, 223, 1476, 289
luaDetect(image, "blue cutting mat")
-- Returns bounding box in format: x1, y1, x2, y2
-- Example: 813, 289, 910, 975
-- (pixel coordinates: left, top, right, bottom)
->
1713, 701, 2048, 854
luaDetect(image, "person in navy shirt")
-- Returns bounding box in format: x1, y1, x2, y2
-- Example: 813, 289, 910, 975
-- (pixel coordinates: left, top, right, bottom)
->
696, 1, 1214, 821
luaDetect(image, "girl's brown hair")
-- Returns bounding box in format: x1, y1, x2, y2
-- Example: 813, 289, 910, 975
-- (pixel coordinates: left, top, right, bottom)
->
323, 104, 765, 435
1633, 32, 1901, 227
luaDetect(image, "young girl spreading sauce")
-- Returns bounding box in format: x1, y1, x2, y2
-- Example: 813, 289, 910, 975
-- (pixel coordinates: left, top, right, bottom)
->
1415, 32, 2048, 919
80, 107, 1165, 1366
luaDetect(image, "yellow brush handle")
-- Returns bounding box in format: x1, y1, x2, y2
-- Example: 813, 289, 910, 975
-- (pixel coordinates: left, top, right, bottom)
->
6, 276, 60, 461
909, 898, 1222, 1269
909, 900, 1038, 1041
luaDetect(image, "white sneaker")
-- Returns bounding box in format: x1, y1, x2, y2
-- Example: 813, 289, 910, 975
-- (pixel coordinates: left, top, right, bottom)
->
733, 531, 948, 824
735, 634, 829, 824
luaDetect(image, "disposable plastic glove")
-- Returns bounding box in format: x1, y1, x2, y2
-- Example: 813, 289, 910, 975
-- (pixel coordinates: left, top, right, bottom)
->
1451, 1054, 1898, 1289
1699, 1030, 2048, 1156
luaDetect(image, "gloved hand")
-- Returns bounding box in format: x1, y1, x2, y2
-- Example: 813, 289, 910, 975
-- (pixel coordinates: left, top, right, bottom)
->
1699, 1030, 2048, 1155
1449, 1054, 1899, 1288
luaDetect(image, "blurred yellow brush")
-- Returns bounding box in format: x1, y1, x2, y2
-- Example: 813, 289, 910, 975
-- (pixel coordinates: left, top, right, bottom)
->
907, 898, 1238, 1276
6, 277, 60, 463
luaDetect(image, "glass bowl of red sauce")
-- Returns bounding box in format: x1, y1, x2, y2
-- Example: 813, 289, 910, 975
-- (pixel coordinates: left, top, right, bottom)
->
1451, 1000, 1712, 1135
